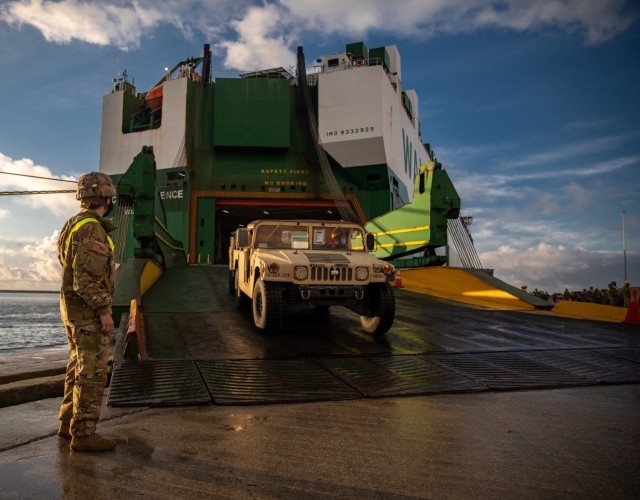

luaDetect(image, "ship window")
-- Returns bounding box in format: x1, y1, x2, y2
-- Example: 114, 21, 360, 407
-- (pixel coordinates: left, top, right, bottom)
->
392, 177, 399, 187
419, 172, 425, 194
328, 58, 340, 68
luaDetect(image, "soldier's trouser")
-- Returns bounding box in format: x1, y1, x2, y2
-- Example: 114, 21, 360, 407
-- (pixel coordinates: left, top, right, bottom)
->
58, 324, 110, 437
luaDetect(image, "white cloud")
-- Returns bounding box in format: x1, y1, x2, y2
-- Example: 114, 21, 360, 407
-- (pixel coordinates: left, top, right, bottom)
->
0, 151, 78, 216
0, 231, 60, 290
502, 132, 640, 169
0, 0, 168, 50
564, 118, 615, 130
281, 0, 636, 45
218, 3, 295, 71
479, 242, 638, 292
445, 150, 640, 209
2, 1, 635, 64
0, 208, 9, 219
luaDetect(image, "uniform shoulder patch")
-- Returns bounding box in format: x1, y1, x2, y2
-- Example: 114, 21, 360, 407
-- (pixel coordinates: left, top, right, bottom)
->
90, 241, 108, 256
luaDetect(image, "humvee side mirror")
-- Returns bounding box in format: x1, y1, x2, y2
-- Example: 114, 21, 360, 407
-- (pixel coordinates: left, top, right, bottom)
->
366, 233, 375, 251
237, 228, 249, 247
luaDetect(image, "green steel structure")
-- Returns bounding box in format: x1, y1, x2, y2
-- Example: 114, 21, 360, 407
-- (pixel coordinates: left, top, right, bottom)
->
101, 42, 464, 270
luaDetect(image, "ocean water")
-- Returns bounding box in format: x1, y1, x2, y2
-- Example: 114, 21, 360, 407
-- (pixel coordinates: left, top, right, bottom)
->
0, 292, 67, 350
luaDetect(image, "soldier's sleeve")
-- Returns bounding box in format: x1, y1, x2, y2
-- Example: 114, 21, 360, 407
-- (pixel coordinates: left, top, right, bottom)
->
57, 220, 71, 266
71, 223, 112, 315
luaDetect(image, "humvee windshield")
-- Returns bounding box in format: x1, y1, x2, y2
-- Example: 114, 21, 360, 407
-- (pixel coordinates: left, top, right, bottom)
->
253, 223, 364, 251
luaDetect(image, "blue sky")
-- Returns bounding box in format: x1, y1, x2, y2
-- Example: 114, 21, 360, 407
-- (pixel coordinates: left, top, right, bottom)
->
0, 0, 638, 293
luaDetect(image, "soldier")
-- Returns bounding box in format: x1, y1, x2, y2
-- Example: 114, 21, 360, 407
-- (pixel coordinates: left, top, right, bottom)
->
329, 228, 348, 249
57, 172, 117, 452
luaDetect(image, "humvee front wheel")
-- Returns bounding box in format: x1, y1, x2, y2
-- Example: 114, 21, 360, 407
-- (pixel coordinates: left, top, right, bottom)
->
359, 283, 395, 335
252, 280, 284, 333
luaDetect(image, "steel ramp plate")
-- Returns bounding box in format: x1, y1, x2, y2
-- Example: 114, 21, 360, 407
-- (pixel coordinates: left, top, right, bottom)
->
425, 352, 596, 390
514, 349, 640, 383
594, 348, 640, 365
318, 356, 488, 397
108, 360, 211, 407
196, 359, 361, 405
142, 266, 231, 313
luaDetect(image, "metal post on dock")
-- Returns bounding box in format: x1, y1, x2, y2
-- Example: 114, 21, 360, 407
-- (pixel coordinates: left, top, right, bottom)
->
621, 210, 628, 283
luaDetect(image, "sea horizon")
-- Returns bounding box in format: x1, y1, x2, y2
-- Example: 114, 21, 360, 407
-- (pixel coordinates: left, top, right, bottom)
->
0, 292, 66, 350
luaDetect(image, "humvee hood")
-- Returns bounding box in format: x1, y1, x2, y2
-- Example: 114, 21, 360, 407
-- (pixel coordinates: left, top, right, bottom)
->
256, 249, 356, 265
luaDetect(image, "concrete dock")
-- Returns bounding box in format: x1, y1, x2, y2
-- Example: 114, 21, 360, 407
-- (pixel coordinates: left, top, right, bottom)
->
1, 384, 639, 498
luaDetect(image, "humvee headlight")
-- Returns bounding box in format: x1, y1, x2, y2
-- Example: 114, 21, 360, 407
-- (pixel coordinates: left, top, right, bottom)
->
268, 262, 280, 274
294, 266, 308, 280
373, 263, 394, 274
355, 266, 369, 281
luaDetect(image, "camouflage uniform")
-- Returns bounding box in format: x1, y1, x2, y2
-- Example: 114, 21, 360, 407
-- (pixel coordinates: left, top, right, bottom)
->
57, 175, 116, 439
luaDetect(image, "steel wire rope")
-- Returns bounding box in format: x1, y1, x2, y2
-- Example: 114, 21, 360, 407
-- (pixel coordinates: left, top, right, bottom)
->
111, 197, 133, 263
453, 218, 476, 268
0, 190, 75, 196
447, 219, 466, 266
448, 219, 467, 267
447, 217, 482, 269
296, 47, 359, 224
0, 172, 77, 183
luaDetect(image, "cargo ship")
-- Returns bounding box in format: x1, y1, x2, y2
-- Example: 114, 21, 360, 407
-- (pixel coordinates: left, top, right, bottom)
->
99, 42, 473, 270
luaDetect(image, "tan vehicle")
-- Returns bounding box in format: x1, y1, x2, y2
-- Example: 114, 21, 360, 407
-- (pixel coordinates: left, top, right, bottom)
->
229, 220, 396, 335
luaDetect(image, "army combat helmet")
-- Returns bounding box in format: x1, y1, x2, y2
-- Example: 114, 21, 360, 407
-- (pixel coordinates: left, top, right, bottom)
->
76, 172, 116, 200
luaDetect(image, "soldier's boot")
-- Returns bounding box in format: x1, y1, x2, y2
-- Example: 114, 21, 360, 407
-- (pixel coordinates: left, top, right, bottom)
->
58, 422, 72, 440
70, 434, 117, 452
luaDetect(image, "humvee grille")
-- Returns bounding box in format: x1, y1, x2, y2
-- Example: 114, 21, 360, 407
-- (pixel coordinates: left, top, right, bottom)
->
310, 266, 353, 282
305, 253, 350, 263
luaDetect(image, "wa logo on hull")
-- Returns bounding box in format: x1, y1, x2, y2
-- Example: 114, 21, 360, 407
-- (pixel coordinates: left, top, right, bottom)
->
402, 129, 422, 181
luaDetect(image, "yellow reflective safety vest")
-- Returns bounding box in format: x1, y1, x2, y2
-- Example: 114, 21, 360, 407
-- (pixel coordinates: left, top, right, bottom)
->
64, 218, 115, 254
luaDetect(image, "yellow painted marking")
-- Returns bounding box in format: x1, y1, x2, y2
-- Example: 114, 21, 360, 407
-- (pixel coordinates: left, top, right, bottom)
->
140, 260, 163, 295
463, 290, 518, 299
376, 239, 429, 249
400, 267, 535, 311
154, 232, 184, 251
155, 216, 169, 233
552, 300, 626, 323
372, 225, 430, 236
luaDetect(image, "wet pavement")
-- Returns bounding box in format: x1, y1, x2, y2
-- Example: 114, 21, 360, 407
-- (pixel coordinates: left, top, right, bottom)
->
1, 385, 639, 498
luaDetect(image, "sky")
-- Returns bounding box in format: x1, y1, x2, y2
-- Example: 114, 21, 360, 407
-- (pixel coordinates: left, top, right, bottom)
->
0, 0, 639, 293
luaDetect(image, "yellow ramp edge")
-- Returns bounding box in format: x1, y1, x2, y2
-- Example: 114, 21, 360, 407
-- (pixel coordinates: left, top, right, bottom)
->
550, 300, 627, 323
400, 268, 535, 311
140, 260, 164, 296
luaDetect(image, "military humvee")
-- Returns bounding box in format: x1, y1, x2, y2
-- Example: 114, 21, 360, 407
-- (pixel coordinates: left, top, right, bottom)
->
229, 220, 396, 335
